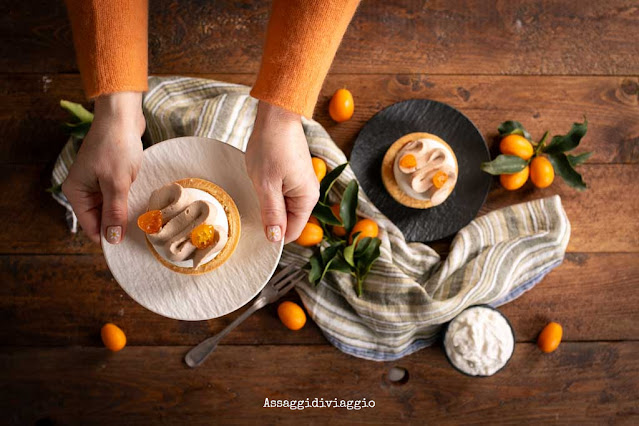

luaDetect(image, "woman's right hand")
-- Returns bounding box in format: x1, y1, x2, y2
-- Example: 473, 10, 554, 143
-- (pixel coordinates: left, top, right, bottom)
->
62, 92, 146, 245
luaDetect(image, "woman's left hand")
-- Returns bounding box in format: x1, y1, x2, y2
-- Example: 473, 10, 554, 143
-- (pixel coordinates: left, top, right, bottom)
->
245, 101, 320, 244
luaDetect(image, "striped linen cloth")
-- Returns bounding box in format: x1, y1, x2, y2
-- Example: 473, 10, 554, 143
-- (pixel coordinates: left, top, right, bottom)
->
51, 76, 571, 361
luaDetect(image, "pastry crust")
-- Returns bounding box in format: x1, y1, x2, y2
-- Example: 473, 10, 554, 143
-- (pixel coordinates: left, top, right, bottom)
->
381, 132, 458, 209
144, 178, 241, 275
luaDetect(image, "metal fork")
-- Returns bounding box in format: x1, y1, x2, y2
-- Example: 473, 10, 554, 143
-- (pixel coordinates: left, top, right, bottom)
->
184, 265, 305, 368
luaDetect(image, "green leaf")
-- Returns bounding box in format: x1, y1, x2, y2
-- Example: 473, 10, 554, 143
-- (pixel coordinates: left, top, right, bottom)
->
308, 255, 323, 285
544, 119, 588, 154
356, 238, 381, 274
320, 244, 341, 265
340, 180, 359, 232
312, 202, 341, 226
326, 256, 352, 274
354, 238, 381, 296
63, 121, 92, 139
481, 155, 528, 175
548, 153, 587, 191
343, 233, 361, 267
46, 183, 62, 195
354, 237, 372, 256
319, 163, 348, 203
567, 152, 592, 167
60, 100, 94, 123
498, 121, 531, 140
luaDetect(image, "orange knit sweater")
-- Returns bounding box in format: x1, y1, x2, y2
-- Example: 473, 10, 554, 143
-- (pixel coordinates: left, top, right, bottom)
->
65, 0, 359, 118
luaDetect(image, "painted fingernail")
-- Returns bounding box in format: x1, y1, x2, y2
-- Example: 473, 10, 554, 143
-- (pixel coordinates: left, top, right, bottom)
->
266, 226, 282, 242
106, 226, 122, 244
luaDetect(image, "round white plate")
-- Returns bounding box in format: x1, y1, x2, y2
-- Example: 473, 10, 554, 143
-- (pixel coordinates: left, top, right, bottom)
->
102, 137, 283, 321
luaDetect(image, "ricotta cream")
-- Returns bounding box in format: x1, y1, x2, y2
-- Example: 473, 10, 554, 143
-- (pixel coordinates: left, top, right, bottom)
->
444, 306, 514, 376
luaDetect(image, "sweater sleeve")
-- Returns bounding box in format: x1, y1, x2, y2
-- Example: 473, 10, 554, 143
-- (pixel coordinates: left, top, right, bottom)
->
65, 0, 149, 99
250, 0, 360, 118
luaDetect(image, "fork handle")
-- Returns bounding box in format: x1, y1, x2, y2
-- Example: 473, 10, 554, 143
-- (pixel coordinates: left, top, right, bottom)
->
185, 297, 267, 368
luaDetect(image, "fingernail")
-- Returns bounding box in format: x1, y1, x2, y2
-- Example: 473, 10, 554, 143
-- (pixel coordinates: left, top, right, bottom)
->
266, 226, 282, 242
106, 226, 122, 244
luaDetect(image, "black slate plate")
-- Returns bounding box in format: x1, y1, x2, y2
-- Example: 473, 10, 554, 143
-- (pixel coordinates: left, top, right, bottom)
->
351, 99, 491, 242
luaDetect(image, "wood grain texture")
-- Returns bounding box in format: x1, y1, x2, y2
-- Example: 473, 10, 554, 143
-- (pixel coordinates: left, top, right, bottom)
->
2, 0, 638, 75
2, 343, 638, 424
2, 252, 637, 346
2, 74, 637, 164
3, 164, 637, 254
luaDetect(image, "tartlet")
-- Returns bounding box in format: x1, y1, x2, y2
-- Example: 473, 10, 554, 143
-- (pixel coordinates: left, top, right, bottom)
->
137, 178, 241, 275
382, 132, 458, 209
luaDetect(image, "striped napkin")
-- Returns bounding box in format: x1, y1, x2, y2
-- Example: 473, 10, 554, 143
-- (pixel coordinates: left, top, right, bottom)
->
51, 76, 571, 361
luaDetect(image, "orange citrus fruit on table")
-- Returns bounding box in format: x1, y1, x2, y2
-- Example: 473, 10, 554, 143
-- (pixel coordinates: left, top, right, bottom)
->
530, 156, 555, 188
500, 166, 529, 190
277, 301, 307, 331
349, 218, 379, 244
330, 203, 347, 237
312, 157, 327, 182
295, 222, 324, 247
329, 88, 354, 122
101, 323, 127, 352
537, 322, 563, 353
500, 134, 534, 160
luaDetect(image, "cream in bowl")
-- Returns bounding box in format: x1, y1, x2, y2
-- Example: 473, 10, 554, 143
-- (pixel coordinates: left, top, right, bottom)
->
443, 305, 515, 377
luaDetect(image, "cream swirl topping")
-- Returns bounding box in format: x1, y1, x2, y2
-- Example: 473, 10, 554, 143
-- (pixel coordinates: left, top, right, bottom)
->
146, 183, 228, 268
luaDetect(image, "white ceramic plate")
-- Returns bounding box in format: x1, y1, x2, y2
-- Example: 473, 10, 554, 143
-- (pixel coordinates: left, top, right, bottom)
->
102, 137, 283, 320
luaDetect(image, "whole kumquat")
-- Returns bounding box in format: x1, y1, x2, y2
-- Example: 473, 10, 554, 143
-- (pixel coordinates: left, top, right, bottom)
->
349, 218, 379, 244
530, 156, 555, 188
101, 323, 127, 352
295, 222, 324, 247
312, 157, 327, 182
537, 322, 563, 353
500, 134, 534, 161
308, 216, 320, 226
329, 88, 354, 122
330, 203, 347, 237
500, 166, 529, 190
277, 301, 307, 331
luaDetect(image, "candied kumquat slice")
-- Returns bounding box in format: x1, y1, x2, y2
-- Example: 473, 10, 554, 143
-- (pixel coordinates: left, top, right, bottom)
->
137, 210, 162, 234
432, 171, 448, 189
399, 154, 417, 169
191, 224, 217, 249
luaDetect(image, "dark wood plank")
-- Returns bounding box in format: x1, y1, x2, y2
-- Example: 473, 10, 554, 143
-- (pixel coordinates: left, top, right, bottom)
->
3, 74, 637, 164
3, 163, 637, 254
2, 252, 636, 346
2, 343, 637, 424
2, 0, 638, 75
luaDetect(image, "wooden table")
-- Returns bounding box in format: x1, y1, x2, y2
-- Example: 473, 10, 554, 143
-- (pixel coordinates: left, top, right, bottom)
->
2, 1, 638, 423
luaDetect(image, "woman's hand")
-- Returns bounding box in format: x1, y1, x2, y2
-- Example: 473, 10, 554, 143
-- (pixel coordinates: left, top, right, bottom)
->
245, 101, 320, 243
62, 92, 145, 245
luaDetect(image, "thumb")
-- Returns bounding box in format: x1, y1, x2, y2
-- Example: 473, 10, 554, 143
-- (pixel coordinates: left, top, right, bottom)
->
258, 183, 287, 243
101, 178, 130, 245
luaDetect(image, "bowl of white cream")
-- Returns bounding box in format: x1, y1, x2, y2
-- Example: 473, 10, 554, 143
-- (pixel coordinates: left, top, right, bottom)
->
442, 305, 515, 377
